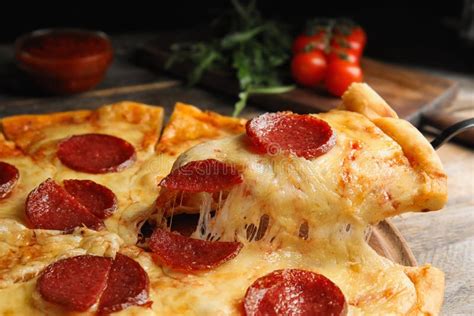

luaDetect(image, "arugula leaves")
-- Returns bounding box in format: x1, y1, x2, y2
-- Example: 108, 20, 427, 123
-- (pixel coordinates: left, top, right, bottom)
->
166, 0, 294, 116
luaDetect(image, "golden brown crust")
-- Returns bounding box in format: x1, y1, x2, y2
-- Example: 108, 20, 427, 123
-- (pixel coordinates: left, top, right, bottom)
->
404, 265, 445, 315
339, 82, 399, 120
93, 101, 164, 149
0, 132, 22, 158
93, 101, 164, 126
1, 110, 92, 151
156, 102, 246, 157
1, 101, 164, 153
339, 83, 447, 213
372, 118, 447, 211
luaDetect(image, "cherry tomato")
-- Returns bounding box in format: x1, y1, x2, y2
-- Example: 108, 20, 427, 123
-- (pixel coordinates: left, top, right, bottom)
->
292, 31, 326, 54
326, 48, 359, 65
291, 50, 328, 88
330, 36, 363, 57
332, 26, 367, 57
325, 59, 363, 97
346, 27, 367, 49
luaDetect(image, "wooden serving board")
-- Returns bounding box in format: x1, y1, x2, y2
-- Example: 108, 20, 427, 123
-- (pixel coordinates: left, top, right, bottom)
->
370, 220, 416, 266
140, 34, 458, 126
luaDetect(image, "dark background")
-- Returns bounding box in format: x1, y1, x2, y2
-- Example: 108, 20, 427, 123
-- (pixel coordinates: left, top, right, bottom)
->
1, 0, 472, 73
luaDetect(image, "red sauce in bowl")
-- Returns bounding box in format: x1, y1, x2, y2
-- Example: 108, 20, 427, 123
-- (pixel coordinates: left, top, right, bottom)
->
15, 29, 113, 94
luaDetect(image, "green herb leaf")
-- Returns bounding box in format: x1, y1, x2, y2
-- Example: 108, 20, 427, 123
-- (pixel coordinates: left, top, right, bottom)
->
221, 25, 266, 48
188, 48, 220, 86
233, 90, 249, 117
167, 0, 292, 116
248, 85, 295, 94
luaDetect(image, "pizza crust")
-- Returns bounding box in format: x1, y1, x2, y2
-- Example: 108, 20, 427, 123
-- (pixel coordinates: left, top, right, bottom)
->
404, 265, 445, 315
339, 82, 398, 120
1, 110, 92, 152
92, 101, 165, 150
372, 118, 447, 211
0, 132, 21, 158
1, 101, 164, 153
156, 102, 246, 157
339, 83, 447, 213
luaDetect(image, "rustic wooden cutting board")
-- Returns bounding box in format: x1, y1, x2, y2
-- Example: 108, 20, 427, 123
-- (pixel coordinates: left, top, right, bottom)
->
140, 35, 458, 126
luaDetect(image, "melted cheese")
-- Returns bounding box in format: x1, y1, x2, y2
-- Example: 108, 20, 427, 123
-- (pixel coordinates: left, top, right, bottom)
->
144, 109, 438, 315
174, 110, 428, 238
0, 242, 417, 315
119, 243, 416, 315
0, 219, 125, 315
39, 121, 161, 244
0, 219, 122, 290
0, 156, 55, 223
0, 280, 40, 316
0, 119, 165, 245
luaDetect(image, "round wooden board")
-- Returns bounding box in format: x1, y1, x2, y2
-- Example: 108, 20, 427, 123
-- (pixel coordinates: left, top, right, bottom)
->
368, 219, 417, 267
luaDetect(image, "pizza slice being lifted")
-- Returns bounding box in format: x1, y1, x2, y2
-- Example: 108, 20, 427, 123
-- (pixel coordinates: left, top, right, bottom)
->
149, 83, 447, 315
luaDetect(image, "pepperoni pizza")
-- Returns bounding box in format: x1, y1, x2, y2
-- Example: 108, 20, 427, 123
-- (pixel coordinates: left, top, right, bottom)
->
0, 84, 447, 315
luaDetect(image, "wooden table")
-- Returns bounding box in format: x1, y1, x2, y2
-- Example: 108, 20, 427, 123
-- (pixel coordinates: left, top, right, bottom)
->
389, 71, 474, 315
0, 33, 472, 315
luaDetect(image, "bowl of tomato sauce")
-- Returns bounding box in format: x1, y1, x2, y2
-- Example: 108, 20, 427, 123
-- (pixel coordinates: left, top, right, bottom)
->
15, 28, 113, 94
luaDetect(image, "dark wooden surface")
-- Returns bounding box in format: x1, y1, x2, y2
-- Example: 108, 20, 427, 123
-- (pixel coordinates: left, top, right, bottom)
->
140, 33, 459, 126
369, 220, 417, 267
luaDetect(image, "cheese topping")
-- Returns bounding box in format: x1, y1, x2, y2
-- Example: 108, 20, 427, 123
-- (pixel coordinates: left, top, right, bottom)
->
0, 219, 122, 290
0, 156, 55, 223
0, 120, 165, 245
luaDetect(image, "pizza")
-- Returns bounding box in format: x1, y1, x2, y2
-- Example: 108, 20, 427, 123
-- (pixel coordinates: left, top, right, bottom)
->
0, 83, 447, 315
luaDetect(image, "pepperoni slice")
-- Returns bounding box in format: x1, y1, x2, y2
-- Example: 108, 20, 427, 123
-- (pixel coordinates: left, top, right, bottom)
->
25, 179, 104, 231
98, 254, 151, 314
63, 179, 117, 219
246, 112, 336, 159
0, 161, 19, 199
244, 269, 347, 316
159, 159, 242, 193
37, 255, 113, 312
149, 228, 243, 272
57, 134, 136, 174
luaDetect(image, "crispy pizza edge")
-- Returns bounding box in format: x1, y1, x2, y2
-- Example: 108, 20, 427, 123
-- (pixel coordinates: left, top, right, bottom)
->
0, 131, 22, 157
155, 102, 246, 156
340, 82, 448, 214
0, 101, 165, 153
404, 264, 445, 315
